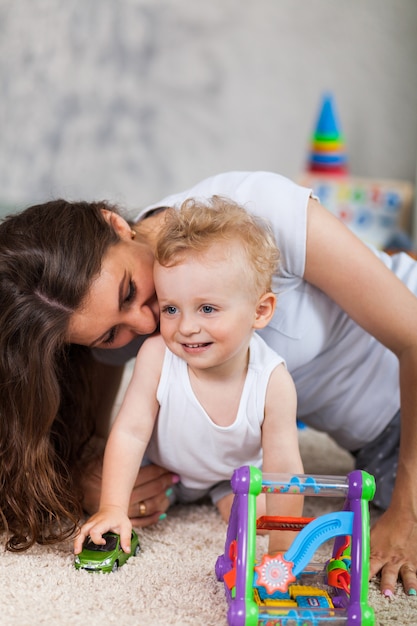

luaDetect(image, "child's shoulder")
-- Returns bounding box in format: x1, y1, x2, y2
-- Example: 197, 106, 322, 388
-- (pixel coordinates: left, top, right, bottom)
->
137, 334, 166, 362
132, 334, 167, 381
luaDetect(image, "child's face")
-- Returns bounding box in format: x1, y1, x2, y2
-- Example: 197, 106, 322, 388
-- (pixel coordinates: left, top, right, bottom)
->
154, 242, 259, 372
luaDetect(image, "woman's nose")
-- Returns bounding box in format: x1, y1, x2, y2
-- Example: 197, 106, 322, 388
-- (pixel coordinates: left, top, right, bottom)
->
127, 303, 159, 335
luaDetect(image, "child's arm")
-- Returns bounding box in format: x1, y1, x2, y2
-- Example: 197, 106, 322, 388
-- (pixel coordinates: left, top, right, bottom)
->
261, 363, 304, 554
73, 335, 166, 555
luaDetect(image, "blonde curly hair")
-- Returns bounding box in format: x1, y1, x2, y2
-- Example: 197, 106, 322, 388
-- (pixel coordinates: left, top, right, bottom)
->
155, 195, 279, 297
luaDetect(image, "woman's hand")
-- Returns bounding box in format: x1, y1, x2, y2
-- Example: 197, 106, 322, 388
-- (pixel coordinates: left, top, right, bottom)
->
80, 453, 177, 528
370, 502, 417, 596
126, 462, 178, 527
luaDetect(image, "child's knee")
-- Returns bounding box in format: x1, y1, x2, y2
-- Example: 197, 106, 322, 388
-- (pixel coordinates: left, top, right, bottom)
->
216, 494, 234, 522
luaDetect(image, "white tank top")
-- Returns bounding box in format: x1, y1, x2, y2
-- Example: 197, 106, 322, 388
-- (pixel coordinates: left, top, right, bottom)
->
145, 333, 284, 490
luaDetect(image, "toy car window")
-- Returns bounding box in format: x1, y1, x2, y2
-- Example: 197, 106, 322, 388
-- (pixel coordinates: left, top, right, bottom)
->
84, 536, 118, 552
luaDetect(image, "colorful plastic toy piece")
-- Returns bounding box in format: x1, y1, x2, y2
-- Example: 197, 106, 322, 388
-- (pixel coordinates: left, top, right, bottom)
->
307, 92, 349, 176
215, 466, 376, 626
255, 552, 297, 594
327, 536, 352, 593
74, 529, 140, 573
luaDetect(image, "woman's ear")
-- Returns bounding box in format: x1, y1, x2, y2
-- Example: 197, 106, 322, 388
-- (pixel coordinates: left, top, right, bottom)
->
253, 292, 276, 329
101, 209, 133, 240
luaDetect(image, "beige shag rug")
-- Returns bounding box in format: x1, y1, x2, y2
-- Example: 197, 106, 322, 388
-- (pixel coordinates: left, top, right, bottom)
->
1, 428, 416, 625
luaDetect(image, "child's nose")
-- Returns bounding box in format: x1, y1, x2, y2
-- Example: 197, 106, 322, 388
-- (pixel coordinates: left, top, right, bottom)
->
178, 313, 200, 336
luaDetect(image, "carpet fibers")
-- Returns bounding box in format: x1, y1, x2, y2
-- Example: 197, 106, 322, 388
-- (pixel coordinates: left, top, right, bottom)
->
1, 429, 416, 625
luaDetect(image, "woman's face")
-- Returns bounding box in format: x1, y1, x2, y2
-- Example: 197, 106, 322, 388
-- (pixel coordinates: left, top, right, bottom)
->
68, 237, 159, 349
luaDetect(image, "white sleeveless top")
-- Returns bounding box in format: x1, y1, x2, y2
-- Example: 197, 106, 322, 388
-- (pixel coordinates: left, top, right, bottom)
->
145, 333, 284, 490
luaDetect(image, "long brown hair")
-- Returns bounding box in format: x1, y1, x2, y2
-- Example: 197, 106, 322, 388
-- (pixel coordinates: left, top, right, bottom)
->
0, 199, 120, 551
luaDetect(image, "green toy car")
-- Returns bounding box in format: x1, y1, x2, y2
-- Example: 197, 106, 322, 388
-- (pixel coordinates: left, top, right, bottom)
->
74, 530, 140, 573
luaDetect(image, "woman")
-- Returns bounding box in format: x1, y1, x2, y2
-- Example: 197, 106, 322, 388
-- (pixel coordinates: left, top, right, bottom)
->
0, 199, 174, 553
0, 171, 416, 597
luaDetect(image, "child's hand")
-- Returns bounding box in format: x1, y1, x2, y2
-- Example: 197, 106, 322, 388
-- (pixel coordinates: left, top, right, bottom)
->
73, 505, 132, 555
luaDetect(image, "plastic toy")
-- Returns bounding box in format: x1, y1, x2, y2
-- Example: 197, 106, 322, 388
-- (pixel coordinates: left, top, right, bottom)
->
74, 529, 140, 573
307, 92, 348, 176
216, 466, 376, 626
299, 172, 414, 250
301, 92, 414, 250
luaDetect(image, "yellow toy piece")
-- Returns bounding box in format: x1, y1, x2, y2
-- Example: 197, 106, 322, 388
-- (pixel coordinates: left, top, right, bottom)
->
290, 584, 334, 608
253, 588, 297, 608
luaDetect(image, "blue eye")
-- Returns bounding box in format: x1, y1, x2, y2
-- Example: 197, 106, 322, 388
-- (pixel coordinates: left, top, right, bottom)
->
164, 306, 178, 315
201, 305, 215, 314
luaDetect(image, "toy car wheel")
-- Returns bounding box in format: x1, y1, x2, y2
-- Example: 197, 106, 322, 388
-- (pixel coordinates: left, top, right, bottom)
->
134, 545, 141, 556
111, 561, 119, 573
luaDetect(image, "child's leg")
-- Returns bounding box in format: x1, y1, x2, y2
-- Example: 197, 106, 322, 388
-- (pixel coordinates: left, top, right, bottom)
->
211, 480, 235, 522
216, 493, 234, 522
216, 492, 293, 553
216, 492, 267, 522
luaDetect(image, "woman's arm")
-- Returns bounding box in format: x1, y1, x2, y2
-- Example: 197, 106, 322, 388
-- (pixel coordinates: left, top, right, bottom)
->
304, 197, 417, 595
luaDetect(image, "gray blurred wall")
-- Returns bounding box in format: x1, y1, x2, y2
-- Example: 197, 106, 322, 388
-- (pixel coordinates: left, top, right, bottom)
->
0, 0, 416, 214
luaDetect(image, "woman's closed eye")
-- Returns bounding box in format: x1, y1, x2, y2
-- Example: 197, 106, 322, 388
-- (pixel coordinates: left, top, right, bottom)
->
102, 327, 117, 345
124, 280, 136, 305
100, 281, 137, 346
